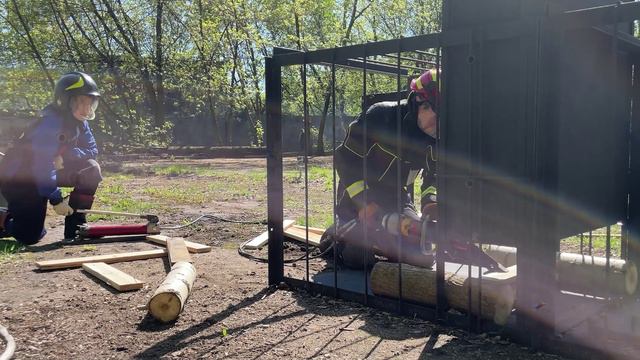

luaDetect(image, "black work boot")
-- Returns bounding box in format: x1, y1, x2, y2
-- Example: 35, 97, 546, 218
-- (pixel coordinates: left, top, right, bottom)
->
64, 212, 87, 240
0, 207, 10, 239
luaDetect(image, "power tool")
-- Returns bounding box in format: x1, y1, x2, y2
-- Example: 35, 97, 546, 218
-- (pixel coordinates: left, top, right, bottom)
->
380, 212, 506, 273
67, 209, 161, 243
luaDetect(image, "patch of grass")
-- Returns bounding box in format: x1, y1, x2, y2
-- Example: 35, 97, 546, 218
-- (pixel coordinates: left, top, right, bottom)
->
152, 164, 196, 176
0, 239, 21, 262
143, 185, 210, 205
560, 225, 623, 256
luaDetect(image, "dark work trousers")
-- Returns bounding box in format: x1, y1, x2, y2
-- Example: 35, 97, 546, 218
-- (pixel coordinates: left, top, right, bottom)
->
1, 158, 102, 244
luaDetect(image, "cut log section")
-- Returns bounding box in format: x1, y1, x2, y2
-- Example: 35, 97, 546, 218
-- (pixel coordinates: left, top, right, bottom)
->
370, 261, 516, 325
283, 226, 322, 247
557, 253, 638, 296
36, 249, 167, 270
148, 261, 196, 323
244, 220, 295, 250
146, 235, 211, 253
82, 262, 144, 291
167, 237, 192, 264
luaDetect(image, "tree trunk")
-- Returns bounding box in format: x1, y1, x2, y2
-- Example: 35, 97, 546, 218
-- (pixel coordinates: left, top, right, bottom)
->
370, 261, 516, 325
147, 261, 196, 323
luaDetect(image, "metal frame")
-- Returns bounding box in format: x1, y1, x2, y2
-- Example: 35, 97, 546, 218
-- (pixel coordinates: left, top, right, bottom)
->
265, 1, 640, 358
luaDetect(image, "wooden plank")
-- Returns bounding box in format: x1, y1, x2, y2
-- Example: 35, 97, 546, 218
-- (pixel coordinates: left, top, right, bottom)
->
244, 220, 296, 250
82, 262, 144, 291
146, 235, 211, 253
167, 237, 192, 264
290, 224, 325, 236
284, 226, 322, 247
36, 249, 167, 271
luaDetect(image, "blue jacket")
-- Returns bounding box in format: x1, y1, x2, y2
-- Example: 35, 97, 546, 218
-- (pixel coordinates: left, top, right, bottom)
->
0, 105, 98, 205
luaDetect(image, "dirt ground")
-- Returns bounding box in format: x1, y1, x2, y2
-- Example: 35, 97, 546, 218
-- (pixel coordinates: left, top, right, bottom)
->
0, 157, 581, 359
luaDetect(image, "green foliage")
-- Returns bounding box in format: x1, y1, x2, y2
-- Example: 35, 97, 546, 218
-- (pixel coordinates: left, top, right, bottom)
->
0, 0, 443, 148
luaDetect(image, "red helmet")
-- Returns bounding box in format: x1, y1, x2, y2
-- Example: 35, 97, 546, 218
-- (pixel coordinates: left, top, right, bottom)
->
409, 69, 440, 111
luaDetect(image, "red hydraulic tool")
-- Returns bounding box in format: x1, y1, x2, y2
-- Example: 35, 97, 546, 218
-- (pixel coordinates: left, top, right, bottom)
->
72, 209, 160, 242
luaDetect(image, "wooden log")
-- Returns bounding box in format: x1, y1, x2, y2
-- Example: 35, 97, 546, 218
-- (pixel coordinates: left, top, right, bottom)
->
244, 220, 295, 250
557, 253, 638, 296
146, 235, 211, 253
370, 261, 516, 325
148, 261, 196, 323
482, 246, 638, 296
36, 249, 167, 270
82, 262, 144, 291
167, 237, 192, 264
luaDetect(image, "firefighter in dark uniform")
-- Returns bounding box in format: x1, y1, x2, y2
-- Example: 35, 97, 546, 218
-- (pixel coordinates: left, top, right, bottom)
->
321, 69, 439, 269
0, 72, 103, 244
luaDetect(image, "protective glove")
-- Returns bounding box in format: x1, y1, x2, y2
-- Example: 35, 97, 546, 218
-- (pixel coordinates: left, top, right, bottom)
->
357, 202, 381, 227
53, 155, 64, 170
421, 202, 438, 221
53, 199, 74, 216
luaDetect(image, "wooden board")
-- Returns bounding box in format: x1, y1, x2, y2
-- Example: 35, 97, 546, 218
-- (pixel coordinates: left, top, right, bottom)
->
244, 220, 296, 250
167, 237, 192, 264
146, 235, 211, 253
283, 226, 322, 247
290, 224, 325, 236
445, 262, 517, 285
82, 262, 144, 291
36, 249, 167, 271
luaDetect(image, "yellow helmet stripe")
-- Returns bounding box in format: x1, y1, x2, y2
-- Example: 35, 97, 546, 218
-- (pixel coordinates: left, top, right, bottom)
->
65, 76, 84, 91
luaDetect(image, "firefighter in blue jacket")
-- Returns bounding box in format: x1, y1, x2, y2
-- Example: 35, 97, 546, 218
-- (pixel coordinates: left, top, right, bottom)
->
321, 69, 439, 269
0, 72, 103, 244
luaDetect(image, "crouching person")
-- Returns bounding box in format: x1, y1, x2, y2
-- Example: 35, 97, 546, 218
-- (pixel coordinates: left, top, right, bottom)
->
0, 72, 103, 244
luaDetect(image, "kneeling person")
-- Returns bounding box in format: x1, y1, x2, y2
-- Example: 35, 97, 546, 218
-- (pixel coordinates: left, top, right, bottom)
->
0, 72, 103, 244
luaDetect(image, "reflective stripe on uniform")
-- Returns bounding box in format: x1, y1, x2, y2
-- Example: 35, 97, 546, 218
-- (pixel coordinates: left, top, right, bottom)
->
346, 180, 367, 198
415, 76, 424, 90
421, 186, 437, 198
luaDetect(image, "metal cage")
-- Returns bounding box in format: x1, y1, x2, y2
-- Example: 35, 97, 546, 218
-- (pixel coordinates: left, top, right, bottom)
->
265, 1, 640, 357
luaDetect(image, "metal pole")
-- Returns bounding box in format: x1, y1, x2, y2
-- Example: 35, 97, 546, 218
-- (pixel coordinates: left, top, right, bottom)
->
266, 56, 284, 286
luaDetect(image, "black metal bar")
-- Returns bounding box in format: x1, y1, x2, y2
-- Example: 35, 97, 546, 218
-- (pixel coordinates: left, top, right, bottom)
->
303, 60, 310, 284
435, 0, 449, 321
606, 3, 618, 300
378, 54, 438, 68
353, 57, 428, 73
466, 27, 474, 332
331, 58, 338, 298
589, 230, 593, 255
395, 38, 404, 313
362, 45, 369, 306
266, 56, 284, 286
